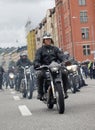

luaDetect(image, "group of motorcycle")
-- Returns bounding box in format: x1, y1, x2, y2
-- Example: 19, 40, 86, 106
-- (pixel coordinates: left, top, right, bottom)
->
4, 61, 84, 114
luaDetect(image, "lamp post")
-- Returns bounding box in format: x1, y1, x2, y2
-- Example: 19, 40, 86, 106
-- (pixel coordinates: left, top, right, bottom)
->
71, 16, 78, 59
91, 25, 95, 60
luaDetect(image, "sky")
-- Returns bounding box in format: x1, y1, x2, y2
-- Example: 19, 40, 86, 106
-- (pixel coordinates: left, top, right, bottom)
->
0, 0, 55, 47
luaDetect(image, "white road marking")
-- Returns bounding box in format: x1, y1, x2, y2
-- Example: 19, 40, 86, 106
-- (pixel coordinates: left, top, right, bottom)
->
18, 105, 32, 116
13, 96, 20, 101
9, 88, 14, 91
11, 91, 16, 94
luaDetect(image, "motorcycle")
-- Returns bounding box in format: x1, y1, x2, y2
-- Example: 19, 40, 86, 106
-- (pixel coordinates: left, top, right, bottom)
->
66, 64, 80, 93
36, 62, 65, 114
20, 65, 34, 99
8, 72, 15, 88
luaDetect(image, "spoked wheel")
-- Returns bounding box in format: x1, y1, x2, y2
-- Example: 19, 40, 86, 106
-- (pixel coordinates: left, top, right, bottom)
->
27, 79, 34, 99
56, 83, 65, 114
47, 88, 54, 109
70, 77, 76, 93
74, 76, 80, 90
20, 79, 27, 98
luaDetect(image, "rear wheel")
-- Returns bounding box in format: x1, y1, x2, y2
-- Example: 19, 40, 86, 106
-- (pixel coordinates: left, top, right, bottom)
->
56, 83, 65, 114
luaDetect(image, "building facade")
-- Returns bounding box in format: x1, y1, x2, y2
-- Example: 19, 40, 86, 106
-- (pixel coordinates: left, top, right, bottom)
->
35, 7, 58, 49
26, 30, 36, 61
55, 0, 95, 62
25, 20, 36, 61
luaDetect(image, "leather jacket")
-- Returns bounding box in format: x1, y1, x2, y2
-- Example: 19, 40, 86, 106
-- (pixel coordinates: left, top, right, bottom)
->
34, 45, 64, 68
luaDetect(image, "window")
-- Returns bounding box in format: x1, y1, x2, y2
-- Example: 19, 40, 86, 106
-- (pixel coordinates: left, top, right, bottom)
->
83, 45, 90, 56
37, 37, 40, 41
81, 28, 89, 39
80, 11, 88, 23
78, 0, 86, 6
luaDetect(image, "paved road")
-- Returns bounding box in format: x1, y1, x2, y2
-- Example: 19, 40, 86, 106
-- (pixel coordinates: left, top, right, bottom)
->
0, 78, 95, 130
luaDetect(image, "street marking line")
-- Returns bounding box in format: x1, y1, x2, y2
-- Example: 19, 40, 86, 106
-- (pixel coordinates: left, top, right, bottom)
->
18, 105, 32, 116
11, 91, 16, 94
9, 88, 14, 91
13, 96, 20, 101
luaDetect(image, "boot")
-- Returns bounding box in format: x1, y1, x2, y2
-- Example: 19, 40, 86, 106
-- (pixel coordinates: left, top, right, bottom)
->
64, 92, 68, 99
37, 93, 43, 100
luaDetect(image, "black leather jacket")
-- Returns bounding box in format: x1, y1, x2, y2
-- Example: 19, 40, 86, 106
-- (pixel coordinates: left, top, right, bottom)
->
34, 45, 64, 68
16, 58, 32, 73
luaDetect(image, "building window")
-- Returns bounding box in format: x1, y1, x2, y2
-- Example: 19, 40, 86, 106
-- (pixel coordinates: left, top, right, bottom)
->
80, 11, 88, 23
37, 37, 40, 41
81, 28, 89, 39
83, 45, 90, 56
78, 0, 86, 6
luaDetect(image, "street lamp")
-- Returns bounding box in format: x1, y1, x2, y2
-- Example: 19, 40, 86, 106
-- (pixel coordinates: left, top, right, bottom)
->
71, 16, 78, 58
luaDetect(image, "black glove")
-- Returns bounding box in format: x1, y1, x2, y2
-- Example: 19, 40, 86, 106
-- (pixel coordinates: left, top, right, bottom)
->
34, 62, 41, 69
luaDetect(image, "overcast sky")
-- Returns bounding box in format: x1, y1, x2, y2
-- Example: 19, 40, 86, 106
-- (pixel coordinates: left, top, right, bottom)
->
0, 0, 55, 47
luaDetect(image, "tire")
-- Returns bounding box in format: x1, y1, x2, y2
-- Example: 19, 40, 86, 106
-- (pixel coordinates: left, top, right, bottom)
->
47, 88, 54, 109
70, 77, 76, 93
20, 80, 27, 98
27, 79, 34, 99
56, 83, 65, 114
74, 75, 80, 90
78, 75, 83, 88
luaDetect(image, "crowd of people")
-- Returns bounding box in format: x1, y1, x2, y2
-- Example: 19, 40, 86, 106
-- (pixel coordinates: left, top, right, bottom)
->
81, 61, 95, 79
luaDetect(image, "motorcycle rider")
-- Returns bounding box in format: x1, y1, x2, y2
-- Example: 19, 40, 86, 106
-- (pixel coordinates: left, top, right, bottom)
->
64, 51, 88, 88
34, 32, 68, 100
16, 52, 32, 91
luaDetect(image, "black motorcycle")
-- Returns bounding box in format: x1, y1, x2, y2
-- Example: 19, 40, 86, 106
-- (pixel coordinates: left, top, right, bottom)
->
8, 72, 15, 89
37, 62, 65, 114
20, 65, 34, 99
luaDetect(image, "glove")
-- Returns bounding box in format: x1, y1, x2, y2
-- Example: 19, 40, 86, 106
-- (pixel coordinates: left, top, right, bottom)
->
34, 62, 41, 69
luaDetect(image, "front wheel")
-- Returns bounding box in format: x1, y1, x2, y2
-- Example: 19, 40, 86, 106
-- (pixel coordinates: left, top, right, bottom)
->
70, 77, 76, 93
27, 79, 34, 99
20, 79, 27, 98
73, 75, 80, 90
56, 83, 65, 114
47, 88, 54, 109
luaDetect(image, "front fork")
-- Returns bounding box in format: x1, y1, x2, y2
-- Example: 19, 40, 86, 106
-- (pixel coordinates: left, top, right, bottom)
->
50, 73, 64, 99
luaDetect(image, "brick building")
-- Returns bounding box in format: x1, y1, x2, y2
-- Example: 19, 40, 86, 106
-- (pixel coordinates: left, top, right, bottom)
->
55, 0, 95, 62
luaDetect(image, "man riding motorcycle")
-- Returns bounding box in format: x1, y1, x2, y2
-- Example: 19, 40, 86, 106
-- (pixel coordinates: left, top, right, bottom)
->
34, 32, 69, 100
16, 52, 32, 91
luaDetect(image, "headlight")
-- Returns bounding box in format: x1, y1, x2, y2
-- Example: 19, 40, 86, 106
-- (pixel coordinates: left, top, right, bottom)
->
9, 73, 14, 79
71, 65, 77, 72
66, 66, 72, 71
50, 67, 59, 72
26, 68, 30, 74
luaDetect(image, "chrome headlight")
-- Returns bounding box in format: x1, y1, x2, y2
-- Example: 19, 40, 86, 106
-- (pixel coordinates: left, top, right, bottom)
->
66, 66, 72, 71
71, 65, 77, 72
50, 67, 59, 72
26, 68, 30, 74
9, 73, 14, 79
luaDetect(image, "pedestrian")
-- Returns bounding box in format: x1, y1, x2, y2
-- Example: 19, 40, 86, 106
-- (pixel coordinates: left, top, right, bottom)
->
0, 66, 4, 90
88, 61, 93, 79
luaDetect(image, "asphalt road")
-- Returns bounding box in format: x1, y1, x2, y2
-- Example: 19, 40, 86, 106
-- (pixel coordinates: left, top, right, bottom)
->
0, 78, 95, 130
